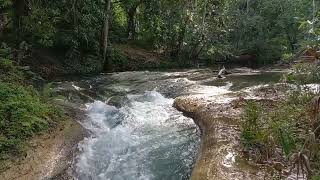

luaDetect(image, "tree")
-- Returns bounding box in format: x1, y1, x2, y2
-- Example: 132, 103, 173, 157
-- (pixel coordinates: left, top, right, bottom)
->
102, 0, 111, 70
12, 0, 31, 63
120, 0, 144, 40
0, 0, 11, 32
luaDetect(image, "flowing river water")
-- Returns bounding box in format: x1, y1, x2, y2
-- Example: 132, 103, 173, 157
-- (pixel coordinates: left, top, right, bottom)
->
53, 68, 283, 180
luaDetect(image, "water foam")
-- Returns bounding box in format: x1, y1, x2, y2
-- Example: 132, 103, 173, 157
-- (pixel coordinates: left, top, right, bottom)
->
188, 82, 232, 98
75, 91, 199, 180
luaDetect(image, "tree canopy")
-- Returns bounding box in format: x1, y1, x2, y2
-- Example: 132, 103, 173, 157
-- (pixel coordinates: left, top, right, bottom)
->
0, 0, 319, 72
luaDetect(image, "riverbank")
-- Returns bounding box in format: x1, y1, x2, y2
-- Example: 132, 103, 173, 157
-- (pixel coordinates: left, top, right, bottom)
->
25, 44, 195, 80
0, 102, 88, 180
173, 77, 291, 179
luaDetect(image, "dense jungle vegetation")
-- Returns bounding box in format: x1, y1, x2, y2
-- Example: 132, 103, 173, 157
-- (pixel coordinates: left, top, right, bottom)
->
0, 0, 320, 73
0, 0, 320, 178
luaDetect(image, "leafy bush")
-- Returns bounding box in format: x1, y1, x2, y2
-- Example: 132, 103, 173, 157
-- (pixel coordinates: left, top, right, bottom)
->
0, 54, 63, 161
108, 48, 129, 71
283, 63, 320, 85
0, 82, 62, 160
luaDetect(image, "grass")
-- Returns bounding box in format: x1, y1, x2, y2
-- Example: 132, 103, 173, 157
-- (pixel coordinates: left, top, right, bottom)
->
241, 93, 319, 177
240, 63, 320, 179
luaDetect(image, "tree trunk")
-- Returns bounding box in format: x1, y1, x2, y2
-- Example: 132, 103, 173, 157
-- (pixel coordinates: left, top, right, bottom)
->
0, 14, 8, 32
313, 0, 316, 32
102, 0, 111, 70
12, 0, 30, 63
286, 32, 297, 52
189, 0, 207, 64
127, 7, 137, 40
175, 25, 186, 57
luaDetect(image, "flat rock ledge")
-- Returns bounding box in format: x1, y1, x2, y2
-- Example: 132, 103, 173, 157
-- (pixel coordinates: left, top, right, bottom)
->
173, 96, 274, 180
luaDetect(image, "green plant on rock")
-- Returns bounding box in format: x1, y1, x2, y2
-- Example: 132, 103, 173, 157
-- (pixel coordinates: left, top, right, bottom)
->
240, 90, 320, 179
0, 82, 63, 160
241, 101, 263, 149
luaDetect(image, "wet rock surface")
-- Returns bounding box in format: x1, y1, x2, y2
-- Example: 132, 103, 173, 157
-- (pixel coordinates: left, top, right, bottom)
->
173, 83, 292, 180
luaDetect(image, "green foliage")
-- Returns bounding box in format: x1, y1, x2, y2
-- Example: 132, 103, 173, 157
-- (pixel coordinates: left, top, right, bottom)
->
0, 47, 45, 84
0, 58, 25, 83
0, 82, 63, 160
0, 44, 12, 60
284, 63, 320, 85
108, 48, 129, 71
0, 0, 12, 8
281, 53, 294, 62
65, 50, 102, 74
241, 101, 262, 149
1, 0, 319, 69
0, 58, 14, 70
0, 49, 63, 161
42, 83, 54, 100
241, 69, 320, 176
228, 0, 310, 64
312, 176, 320, 180
274, 122, 296, 156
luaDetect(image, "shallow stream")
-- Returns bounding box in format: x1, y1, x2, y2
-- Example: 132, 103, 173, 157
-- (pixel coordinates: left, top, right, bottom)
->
53, 68, 283, 180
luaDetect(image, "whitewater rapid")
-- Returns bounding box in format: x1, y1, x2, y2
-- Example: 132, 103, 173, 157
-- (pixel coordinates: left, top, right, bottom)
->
74, 91, 199, 180
51, 69, 285, 180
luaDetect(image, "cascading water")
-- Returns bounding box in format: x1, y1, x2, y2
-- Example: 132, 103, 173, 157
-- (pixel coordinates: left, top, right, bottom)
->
52, 69, 284, 180
74, 91, 199, 180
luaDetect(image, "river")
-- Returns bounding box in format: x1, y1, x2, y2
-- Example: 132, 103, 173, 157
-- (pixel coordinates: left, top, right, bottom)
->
53, 68, 283, 180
